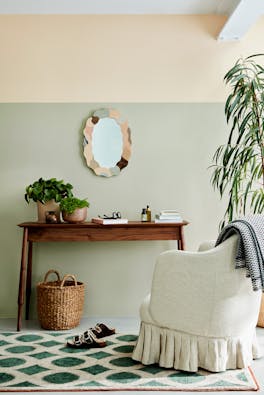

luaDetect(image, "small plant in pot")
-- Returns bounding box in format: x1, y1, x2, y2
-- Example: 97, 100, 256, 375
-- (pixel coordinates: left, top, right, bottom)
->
25, 177, 74, 222
60, 196, 89, 223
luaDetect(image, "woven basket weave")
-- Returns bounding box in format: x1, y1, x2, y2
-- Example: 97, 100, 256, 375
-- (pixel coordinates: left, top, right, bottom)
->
37, 270, 85, 330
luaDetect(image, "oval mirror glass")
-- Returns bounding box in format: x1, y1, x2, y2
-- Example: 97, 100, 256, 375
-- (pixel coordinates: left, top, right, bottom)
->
83, 108, 132, 177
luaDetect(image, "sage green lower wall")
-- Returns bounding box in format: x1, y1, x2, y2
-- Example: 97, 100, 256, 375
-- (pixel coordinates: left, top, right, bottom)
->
0, 103, 228, 319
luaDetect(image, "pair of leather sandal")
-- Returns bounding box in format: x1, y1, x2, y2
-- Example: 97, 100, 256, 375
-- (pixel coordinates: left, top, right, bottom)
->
67, 323, 115, 349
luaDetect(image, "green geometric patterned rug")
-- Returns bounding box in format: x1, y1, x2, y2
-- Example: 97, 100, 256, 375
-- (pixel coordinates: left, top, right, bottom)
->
0, 332, 259, 391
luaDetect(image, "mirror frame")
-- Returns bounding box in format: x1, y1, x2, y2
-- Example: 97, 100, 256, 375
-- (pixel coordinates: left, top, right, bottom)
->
83, 108, 132, 177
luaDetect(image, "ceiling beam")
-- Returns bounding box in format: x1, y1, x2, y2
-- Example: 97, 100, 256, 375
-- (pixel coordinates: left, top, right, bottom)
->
218, 0, 264, 41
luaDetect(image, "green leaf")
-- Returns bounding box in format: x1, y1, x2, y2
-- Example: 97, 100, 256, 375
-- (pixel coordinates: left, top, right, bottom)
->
246, 53, 264, 60
224, 63, 243, 82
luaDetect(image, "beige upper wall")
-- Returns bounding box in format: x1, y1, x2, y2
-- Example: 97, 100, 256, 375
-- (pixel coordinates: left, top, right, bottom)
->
1, 14, 264, 102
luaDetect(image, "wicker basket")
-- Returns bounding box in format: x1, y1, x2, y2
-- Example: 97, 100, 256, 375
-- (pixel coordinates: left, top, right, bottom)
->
37, 270, 85, 330
257, 294, 264, 327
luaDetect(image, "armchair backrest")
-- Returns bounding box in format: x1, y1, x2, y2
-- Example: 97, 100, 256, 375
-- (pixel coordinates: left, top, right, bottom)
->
149, 235, 262, 338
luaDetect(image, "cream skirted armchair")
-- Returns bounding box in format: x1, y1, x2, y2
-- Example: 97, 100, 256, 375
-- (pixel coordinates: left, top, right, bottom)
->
132, 235, 262, 372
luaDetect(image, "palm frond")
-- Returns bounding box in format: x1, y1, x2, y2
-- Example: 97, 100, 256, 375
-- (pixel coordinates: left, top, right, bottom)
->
211, 54, 264, 228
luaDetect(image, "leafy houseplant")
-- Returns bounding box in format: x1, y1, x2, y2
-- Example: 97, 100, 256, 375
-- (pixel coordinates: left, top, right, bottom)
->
60, 197, 89, 223
211, 54, 264, 228
25, 178, 73, 204
25, 178, 74, 222
60, 197, 89, 214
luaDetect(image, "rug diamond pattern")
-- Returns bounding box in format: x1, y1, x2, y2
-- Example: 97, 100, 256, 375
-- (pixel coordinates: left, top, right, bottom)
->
18, 364, 50, 375
0, 340, 10, 347
37, 340, 61, 347
0, 332, 259, 391
81, 364, 110, 375
89, 351, 112, 359
30, 351, 55, 359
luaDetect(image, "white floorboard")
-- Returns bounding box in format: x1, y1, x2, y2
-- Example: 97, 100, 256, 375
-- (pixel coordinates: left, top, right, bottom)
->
0, 317, 264, 394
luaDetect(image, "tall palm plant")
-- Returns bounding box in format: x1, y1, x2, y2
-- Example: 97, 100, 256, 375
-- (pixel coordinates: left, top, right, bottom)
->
211, 54, 264, 228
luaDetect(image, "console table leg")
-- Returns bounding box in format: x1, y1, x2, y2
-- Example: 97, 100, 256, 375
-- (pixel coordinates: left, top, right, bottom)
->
25, 241, 33, 320
17, 228, 28, 331
179, 227, 185, 250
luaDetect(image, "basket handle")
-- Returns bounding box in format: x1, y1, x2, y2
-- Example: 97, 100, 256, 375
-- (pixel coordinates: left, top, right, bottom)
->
43, 269, 61, 283
60, 274, 77, 288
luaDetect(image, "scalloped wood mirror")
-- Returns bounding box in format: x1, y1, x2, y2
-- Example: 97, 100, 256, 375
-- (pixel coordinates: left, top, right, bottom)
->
83, 108, 132, 177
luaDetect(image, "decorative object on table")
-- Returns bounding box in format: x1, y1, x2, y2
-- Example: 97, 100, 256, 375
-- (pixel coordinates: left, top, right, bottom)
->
210, 54, 264, 230
0, 332, 258, 391
25, 177, 73, 222
60, 196, 89, 223
141, 208, 147, 222
155, 209, 183, 223
101, 211, 122, 219
146, 205, 151, 221
37, 269, 85, 330
83, 108, 132, 177
45, 210, 58, 223
92, 212, 128, 225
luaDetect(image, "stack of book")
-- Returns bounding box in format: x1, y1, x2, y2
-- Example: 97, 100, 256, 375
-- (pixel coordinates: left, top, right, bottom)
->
155, 210, 182, 223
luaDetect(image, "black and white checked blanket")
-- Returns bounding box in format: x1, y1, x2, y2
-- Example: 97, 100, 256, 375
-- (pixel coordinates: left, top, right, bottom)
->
215, 215, 264, 291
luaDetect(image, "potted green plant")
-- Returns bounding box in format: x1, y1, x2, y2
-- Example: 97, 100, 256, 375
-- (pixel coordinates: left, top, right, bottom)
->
60, 196, 89, 223
25, 177, 73, 222
211, 54, 264, 229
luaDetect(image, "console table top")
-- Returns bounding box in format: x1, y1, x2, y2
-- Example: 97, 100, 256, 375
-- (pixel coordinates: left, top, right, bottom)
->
18, 221, 189, 228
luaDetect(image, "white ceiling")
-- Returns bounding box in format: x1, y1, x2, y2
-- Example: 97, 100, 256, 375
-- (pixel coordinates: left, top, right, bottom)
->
0, 0, 263, 41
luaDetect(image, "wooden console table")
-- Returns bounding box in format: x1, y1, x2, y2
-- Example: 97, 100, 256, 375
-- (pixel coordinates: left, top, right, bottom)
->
17, 221, 188, 331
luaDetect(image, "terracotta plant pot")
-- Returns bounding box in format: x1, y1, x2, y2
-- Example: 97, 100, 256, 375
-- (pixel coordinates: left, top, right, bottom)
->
62, 207, 88, 224
37, 200, 60, 223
